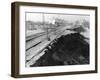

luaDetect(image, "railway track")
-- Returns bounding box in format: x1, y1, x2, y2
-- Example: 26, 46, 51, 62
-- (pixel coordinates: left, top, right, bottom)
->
26, 26, 75, 67
25, 26, 89, 67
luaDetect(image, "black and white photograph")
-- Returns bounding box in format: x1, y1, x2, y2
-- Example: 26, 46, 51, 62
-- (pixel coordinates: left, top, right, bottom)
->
11, 2, 97, 78
25, 12, 90, 67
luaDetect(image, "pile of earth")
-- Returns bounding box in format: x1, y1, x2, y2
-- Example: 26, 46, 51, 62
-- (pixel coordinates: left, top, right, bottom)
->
30, 33, 89, 67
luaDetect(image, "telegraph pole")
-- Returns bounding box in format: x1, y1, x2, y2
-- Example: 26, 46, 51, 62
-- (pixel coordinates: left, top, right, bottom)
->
43, 13, 50, 41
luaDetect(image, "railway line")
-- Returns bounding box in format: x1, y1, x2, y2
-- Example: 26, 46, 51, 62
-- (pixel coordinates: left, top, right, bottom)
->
25, 26, 76, 67
25, 25, 89, 67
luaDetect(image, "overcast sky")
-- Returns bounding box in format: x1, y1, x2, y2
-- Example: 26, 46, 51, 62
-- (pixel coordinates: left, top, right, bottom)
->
26, 13, 90, 23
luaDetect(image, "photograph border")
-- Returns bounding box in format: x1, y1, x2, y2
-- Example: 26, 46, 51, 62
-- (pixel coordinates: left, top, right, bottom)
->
11, 2, 98, 78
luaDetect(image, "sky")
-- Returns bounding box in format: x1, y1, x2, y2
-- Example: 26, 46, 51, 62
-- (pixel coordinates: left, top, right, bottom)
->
26, 12, 90, 23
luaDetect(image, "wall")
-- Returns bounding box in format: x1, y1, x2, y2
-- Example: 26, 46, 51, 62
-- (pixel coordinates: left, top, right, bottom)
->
0, 0, 99, 80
